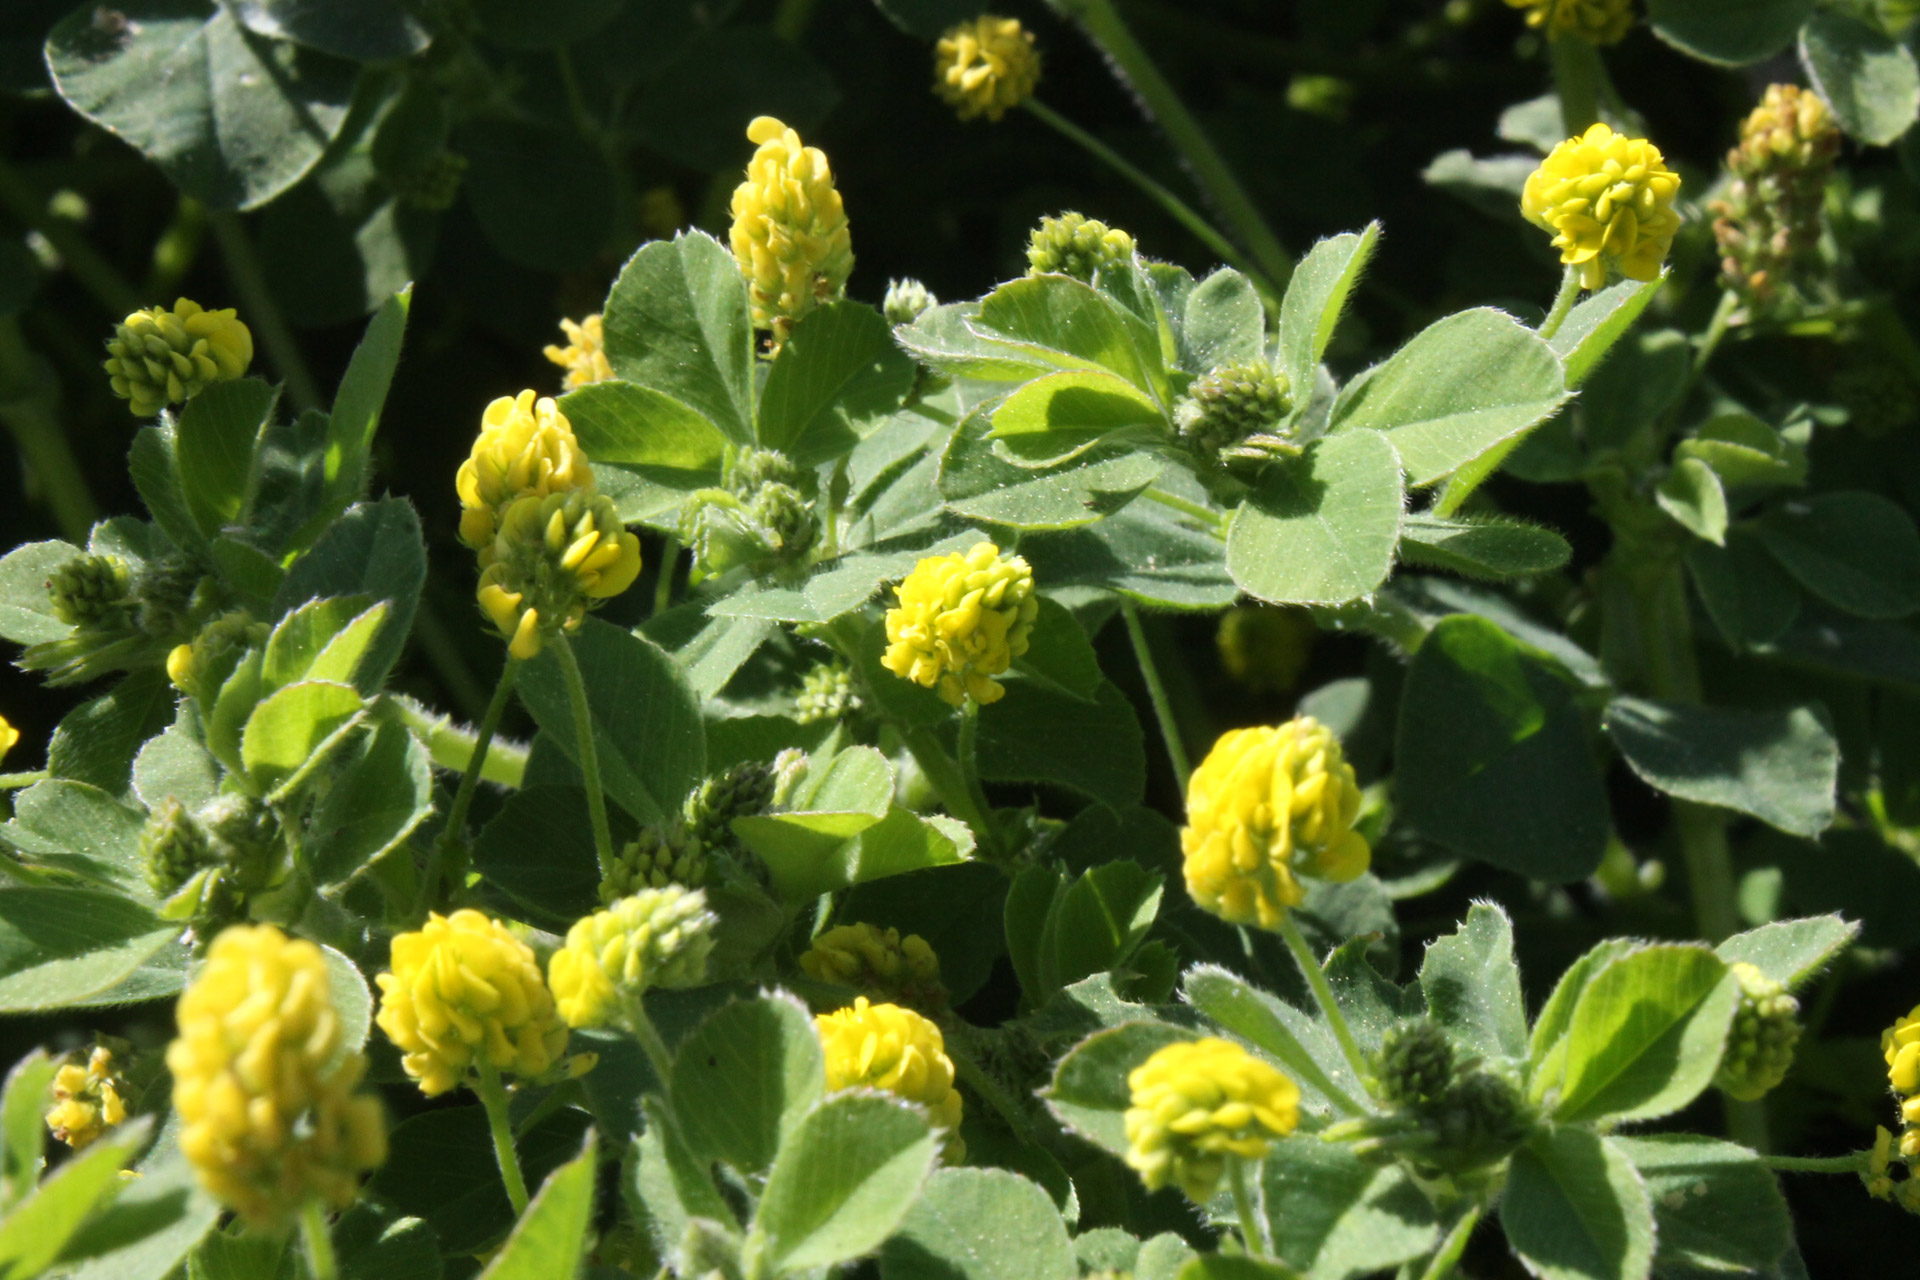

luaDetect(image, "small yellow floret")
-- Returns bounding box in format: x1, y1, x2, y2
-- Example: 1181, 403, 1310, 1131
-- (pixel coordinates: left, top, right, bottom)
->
801, 923, 944, 1009
729, 116, 853, 343
1522, 123, 1681, 292
1124, 1037, 1299, 1202
456, 390, 593, 551
475, 490, 643, 660
1182, 717, 1370, 929
167, 925, 386, 1227
934, 16, 1041, 122
548, 887, 718, 1029
816, 997, 964, 1158
0, 714, 17, 767
543, 315, 614, 391
374, 910, 568, 1097
1503, 0, 1634, 45
881, 541, 1038, 707
102, 298, 253, 416
45, 1044, 128, 1150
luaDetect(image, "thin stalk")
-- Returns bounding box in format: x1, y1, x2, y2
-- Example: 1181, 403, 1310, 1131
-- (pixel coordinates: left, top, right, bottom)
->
1228, 1157, 1270, 1259
0, 157, 141, 315
553, 632, 617, 879
1057, 0, 1292, 289
904, 725, 1002, 860
300, 1200, 339, 1280
653, 535, 680, 617
389, 695, 528, 787
1276, 912, 1373, 1092
624, 994, 675, 1086
474, 1058, 531, 1215
1678, 288, 1740, 405
418, 659, 521, 915
1548, 35, 1600, 134
957, 702, 1000, 852
0, 771, 47, 790
0, 318, 97, 542
1762, 1152, 1867, 1174
1140, 485, 1227, 533
1023, 99, 1278, 303
208, 211, 322, 413
1122, 600, 1191, 785
1418, 1202, 1484, 1280
1538, 266, 1582, 340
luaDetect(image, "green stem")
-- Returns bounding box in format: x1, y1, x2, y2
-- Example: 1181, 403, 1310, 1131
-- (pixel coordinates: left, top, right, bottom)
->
1418, 1202, 1484, 1280
1538, 266, 1582, 341
1679, 289, 1740, 404
300, 1200, 339, 1280
1023, 99, 1279, 303
0, 157, 141, 315
624, 994, 675, 1087
1276, 912, 1373, 1094
653, 535, 680, 618
208, 211, 322, 413
474, 1058, 531, 1214
1762, 1151, 1868, 1174
389, 695, 528, 788
553, 631, 617, 880
0, 318, 97, 542
1053, 0, 1292, 289
956, 701, 1000, 851
0, 771, 47, 790
1140, 485, 1227, 534
904, 725, 1003, 860
1548, 35, 1600, 134
1228, 1158, 1269, 1259
1121, 600, 1192, 786
418, 660, 521, 915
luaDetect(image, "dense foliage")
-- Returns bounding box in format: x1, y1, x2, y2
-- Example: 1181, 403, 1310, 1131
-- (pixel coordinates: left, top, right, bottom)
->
0, 0, 1919, 1277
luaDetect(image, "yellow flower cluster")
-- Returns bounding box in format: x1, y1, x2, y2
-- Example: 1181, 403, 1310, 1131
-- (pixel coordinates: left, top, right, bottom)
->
1503, 0, 1634, 45
1884, 1004, 1920, 1159
1735, 84, 1838, 174
1522, 123, 1682, 291
102, 297, 253, 417
548, 886, 718, 1029
476, 490, 643, 660
543, 315, 614, 391
456, 390, 592, 551
816, 997, 964, 1158
729, 116, 853, 343
801, 923, 945, 1010
45, 1043, 128, 1150
0, 714, 16, 767
1124, 1037, 1299, 1202
168, 925, 386, 1227
375, 910, 569, 1097
934, 16, 1041, 122
1182, 717, 1370, 929
882, 541, 1039, 707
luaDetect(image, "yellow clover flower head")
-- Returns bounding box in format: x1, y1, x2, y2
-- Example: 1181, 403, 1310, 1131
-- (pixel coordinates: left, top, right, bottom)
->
457, 390, 593, 551
45, 1042, 130, 1151
1124, 1037, 1299, 1203
103, 297, 253, 417
729, 116, 853, 344
167, 925, 386, 1228
1734, 84, 1839, 176
1503, 0, 1634, 45
801, 923, 946, 1011
375, 909, 569, 1098
548, 886, 719, 1029
1027, 212, 1134, 283
0, 714, 16, 767
543, 315, 614, 391
1884, 1003, 1920, 1158
882, 541, 1039, 707
1182, 717, 1370, 930
934, 16, 1041, 123
476, 489, 643, 660
816, 996, 964, 1158
1522, 123, 1682, 292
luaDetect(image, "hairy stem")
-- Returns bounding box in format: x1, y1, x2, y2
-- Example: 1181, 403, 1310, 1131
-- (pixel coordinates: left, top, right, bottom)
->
1538, 266, 1581, 340
1122, 600, 1192, 785
625, 994, 676, 1087
553, 632, 618, 880
957, 701, 1001, 853
474, 1059, 530, 1215
904, 725, 1003, 861
1277, 912, 1373, 1094
389, 695, 529, 788
1763, 1151, 1868, 1174
418, 660, 520, 916
1418, 1201, 1484, 1280
1228, 1157, 1270, 1259
300, 1200, 339, 1280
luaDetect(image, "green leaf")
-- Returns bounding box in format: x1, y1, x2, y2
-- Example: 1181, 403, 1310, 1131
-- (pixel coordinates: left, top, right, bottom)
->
938, 411, 1164, 531
1675, 413, 1804, 491
1138, 1235, 1199, 1280
1714, 915, 1859, 990
476, 1136, 597, 1280
753, 1092, 939, 1274
670, 993, 825, 1176
56, 1133, 218, 1280
518, 619, 706, 826
1614, 1135, 1790, 1277
1181, 965, 1358, 1115
759, 301, 917, 467
1757, 491, 1920, 619
893, 303, 1055, 382
1019, 491, 1236, 611
1418, 902, 1528, 1063
323, 286, 411, 518
0, 540, 81, 644
1603, 697, 1838, 838
1397, 513, 1571, 580
1179, 268, 1267, 374
370, 1107, 593, 1255
319, 943, 371, 1064
708, 533, 980, 625
1395, 615, 1610, 882
239, 679, 364, 796
1045, 1021, 1196, 1157
173, 379, 277, 537
307, 716, 433, 883
128, 426, 205, 552
563, 379, 729, 518
1260, 1142, 1437, 1280
988, 370, 1164, 459
602, 231, 756, 445
1686, 529, 1802, 649
1655, 458, 1728, 545
0, 1052, 54, 1210
0, 1119, 146, 1278
1548, 275, 1667, 389
470, 0, 619, 48
1501, 1126, 1655, 1280
46, 1, 355, 210
1226, 429, 1404, 606
1273, 224, 1379, 394
978, 680, 1146, 808
48, 670, 175, 796
880, 1168, 1078, 1280
1028, 862, 1163, 1002
1648, 0, 1811, 63
472, 786, 605, 928
461, 117, 617, 272
275, 499, 426, 690
1800, 11, 1920, 146
974, 277, 1168, 406
631, 1096, 733, 1265
0, 896, 176, 1015
1330, 308, 1567, 490
261, 597, 380, 691
1551, 944, 1738, 1125
4, 780, 150, 896
231, 0, 428, 60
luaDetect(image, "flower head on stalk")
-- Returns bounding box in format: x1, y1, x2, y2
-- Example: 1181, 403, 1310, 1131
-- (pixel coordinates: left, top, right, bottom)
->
1522, 124, 1681, 291
934, 16, 1041, 122
475, 489, 642, 660
881, 541, 1038, 707
1124, 1037, 1298, 1202
103, 298, 252, 417
548, 887, 718, 1029
729, 116, 853, 345
816, 997, 964, 1159
456, 390, 592, 551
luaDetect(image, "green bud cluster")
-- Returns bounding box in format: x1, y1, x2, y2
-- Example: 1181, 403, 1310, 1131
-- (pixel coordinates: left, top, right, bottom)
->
48, 555, 133, 630
168, 612, 269, 705
883, 278, 938, 326
1176, 361, 1295, 468
142, 793, 278, 930
794, 662, 862, 725
1376, 1021, 1456, 1109
21, 552, 218, 687
600, 824, 708, 905
1335, 1020, 1534, 1178
200, 793, 283, 895
1026, 212, 1134, 283
599, 752, 806, 905
141, 797, 215, 899
684, 759, 781, 853
685, 449, 819, 579
1715, 962, 1801, 1102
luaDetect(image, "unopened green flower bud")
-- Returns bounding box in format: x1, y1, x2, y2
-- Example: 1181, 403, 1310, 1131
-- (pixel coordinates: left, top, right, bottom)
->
141, 797, 214, 899
795, 662, 862, 725
200, 793, 281, 894
1716, 962, 1801, 1102
600, 822, 707, 905
1376, 1022, 1457, 1109
884, 278, 938, 326
1027, 213, 1134, 283
48, 555, 133, 630
750, 482, 817, 557
685, 760, 780, 852
730, 448, 807, 497
1423, 1070, 1532, 1174
1177, 361, 1295, 468
103, 298, 253, 417
166, 611, 267, 704
549, 886, 720, 1027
